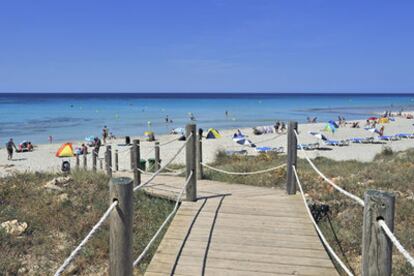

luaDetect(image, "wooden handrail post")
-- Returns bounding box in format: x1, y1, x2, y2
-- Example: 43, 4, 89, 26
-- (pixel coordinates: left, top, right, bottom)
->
286, 121, 298, 195
75, 155, 80, 169
83, 153, 87, 170
109, 177, 133, 276
115, 150, 119, 171
154, 141, 160, 171
362, 190, 395, 276
186, 124, 197, 201
92, 151, 97, 172
197, 129, 203, 180
131, 139, 141, 187
106, 145, 112, 177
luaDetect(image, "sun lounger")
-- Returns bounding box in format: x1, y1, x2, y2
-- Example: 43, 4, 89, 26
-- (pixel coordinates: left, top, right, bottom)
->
324, 139, 349, 146
376, 135, 400, 141
349, 137, 374, 144
395, 133, 414, 139
255, 146, 284, 153
297, 143, 320, 150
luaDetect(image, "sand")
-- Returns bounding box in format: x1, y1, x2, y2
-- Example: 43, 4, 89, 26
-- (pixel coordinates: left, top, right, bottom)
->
1, 116, 414, 177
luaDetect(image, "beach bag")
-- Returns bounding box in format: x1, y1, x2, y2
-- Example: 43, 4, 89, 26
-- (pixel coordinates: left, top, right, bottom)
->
61, 161, 71, 173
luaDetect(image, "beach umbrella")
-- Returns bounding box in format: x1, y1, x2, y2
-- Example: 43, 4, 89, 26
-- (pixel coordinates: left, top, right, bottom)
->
328, 120, 339, 128
308, 131, 328, 141
324, 123, 336, 134
368, 117, 378, 121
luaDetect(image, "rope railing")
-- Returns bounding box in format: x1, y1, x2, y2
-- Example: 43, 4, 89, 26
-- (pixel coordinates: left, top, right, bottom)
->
133, 171, 193, 267
294, 130, 365, 207
133, 133, 192, 192
201, 162, 286, 175
378, 220, 414, 267
54, 200, 119, 276
292, 165, 354, 276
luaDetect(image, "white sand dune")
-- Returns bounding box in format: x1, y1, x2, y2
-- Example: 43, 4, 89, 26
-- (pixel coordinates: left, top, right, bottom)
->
1, 116, 413, 177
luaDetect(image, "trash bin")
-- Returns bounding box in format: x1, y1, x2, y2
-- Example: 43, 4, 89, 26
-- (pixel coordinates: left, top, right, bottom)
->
139, 159, 146, 171
125, 136, 131, 145
148, 158, 156, 172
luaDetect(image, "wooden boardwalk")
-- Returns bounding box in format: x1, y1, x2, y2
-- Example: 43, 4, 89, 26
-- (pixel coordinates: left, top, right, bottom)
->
115, 173, 339, 275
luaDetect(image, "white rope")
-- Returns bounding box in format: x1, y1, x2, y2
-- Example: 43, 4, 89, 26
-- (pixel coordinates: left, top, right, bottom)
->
378, 220, 414, 267
294, 130, 365, 207
133, 171, 193, 267
159, 137, 180, 147
54, 201, 118, 276
133, 133, 192, 192
201, 162, 286, 175
292, 166, 354, 276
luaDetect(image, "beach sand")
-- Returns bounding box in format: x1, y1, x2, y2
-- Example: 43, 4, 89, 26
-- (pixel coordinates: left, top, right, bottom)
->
1, 116, 413, 176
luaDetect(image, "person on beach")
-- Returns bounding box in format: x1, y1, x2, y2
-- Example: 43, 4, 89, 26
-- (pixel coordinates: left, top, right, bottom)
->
102, 126, 109, 144
48, 135, 53, 144
81, 143, 88, 155
189, 112, 196, 121
165, 115, 169, 123
274, 121, 280, 133
93, 137, 101, 156
6, 138, 17, 160
225, 110, 228, 117
379, 126, 385, 136
280, 122, 286, 132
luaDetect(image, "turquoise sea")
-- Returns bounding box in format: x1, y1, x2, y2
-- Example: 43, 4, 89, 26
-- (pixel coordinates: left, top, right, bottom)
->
0, 93, 413, 144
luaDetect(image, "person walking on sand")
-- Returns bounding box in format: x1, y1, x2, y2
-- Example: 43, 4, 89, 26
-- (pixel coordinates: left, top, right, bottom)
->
6, 138, 17, 160
102, 126, 109, 144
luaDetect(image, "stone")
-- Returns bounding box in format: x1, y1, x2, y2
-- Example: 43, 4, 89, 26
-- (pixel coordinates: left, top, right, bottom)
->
44, 176, 73, 191
57, 193, 69, 203
1, 219, 28, 236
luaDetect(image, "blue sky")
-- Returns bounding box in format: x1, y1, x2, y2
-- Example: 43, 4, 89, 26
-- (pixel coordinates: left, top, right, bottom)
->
1, 1, 413, 93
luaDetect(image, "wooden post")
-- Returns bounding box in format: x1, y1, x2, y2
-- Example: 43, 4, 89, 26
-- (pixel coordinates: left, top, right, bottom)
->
132, 139, 141, 187
75, 155, 80, 169
196, 130, 203, 180
154, 141, 160, 171
362, 190, 395, 276
83, 153, 87, 170
186, 124, 197, 201
92, 151, 97, 172
115, 150, 119, 171
286, 121, 298, 195
109, 177, 133, 276
106, 145, 112, 177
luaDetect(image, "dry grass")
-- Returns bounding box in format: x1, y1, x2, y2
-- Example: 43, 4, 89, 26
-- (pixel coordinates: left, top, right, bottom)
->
204, 148, 414, 275
0, 169, 174, 275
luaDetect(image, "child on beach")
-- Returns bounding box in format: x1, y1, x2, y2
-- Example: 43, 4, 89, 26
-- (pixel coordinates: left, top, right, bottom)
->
6, 138, 17, 160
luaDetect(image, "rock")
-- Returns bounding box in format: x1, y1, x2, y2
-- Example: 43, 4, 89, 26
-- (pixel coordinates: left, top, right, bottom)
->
57, 193, 69, 203
44, 176, 73, 191
1, 219, 28, 236
66, 263, 80, 275
44, 182, 64, 192
18, 267, 28, 274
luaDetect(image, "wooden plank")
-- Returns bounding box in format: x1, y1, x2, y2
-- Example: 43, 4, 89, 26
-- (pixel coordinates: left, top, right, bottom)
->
116, 174, 340, 276
147, 254, 338, 275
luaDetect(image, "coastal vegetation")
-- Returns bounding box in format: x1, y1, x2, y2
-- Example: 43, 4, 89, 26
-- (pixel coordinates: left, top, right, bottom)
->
204, 148, 414, 275
0, 170, 173, 275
